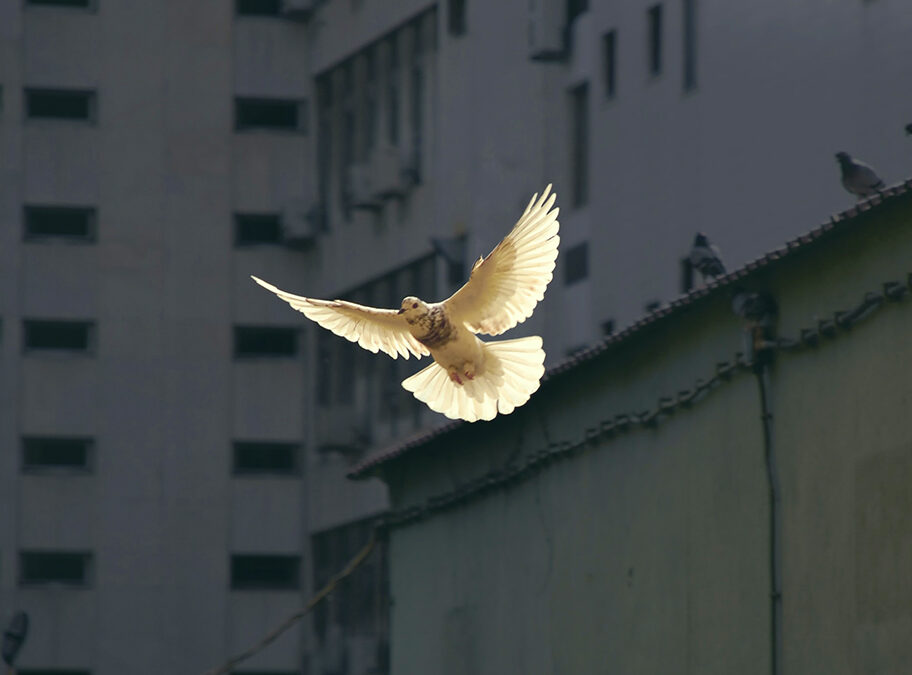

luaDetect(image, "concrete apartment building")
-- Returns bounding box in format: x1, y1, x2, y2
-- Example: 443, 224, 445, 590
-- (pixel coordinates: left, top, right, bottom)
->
0, 0, 911, 673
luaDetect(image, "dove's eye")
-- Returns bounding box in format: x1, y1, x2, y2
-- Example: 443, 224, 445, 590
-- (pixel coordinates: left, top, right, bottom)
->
412, 302, 418, 309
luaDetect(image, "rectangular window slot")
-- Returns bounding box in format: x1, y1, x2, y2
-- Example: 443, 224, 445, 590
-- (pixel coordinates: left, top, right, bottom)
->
647, 4, 663, 76
230, 555, 300, 590
236, 0, 281, 16
448, 0, 466, 36
235, 97, 306, 132
312, 518, 385, 641
23, 437, 92, 472
20, 551, 91, 587
570, 83, 589, 208
18, 670, 92, 675
233, 441, 299, 475
234, 326, 298, 358
564, 242, 589, 285
603, 30, 617, 98
27, 0, 92, 7
24, 320, 93, 353
680, 256, 695, 292
24, 205, 96, 241
234, 213, 282, 246
683, 0, 697, 90
26, 88, 95, 121
387, 37, 400, 145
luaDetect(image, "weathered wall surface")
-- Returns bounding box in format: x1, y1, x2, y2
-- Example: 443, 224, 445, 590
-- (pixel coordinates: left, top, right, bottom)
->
384, 196, 912, 674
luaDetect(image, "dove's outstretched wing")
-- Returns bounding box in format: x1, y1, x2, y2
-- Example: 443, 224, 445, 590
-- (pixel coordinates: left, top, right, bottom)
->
443, 184, 560, 336
251, 276, 429, 359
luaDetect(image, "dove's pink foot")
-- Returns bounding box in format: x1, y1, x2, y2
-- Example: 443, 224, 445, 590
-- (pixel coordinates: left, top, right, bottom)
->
447, 367, 463, 385
462, 362, 476, 380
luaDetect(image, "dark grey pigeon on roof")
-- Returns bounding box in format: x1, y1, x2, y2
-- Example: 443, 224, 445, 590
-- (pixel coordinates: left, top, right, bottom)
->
689, 232, 726, 281
835, 152, 884, 198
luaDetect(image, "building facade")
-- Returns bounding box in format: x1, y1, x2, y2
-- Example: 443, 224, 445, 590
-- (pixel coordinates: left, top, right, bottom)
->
1, 0, 911, 673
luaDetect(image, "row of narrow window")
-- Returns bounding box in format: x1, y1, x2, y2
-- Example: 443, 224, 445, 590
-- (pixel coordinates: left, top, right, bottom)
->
19, 437, 299, 474
13, 667, 292, 675
20, 209, 297, 245
11, 321, 299, 357
14, 88, 307, 131
19, 209, 590, 285
16, 551, 300, 589
600, 0, 698, 100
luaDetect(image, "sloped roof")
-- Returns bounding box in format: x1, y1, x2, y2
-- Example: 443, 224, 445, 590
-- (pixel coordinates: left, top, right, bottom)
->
349, 179, 912, 479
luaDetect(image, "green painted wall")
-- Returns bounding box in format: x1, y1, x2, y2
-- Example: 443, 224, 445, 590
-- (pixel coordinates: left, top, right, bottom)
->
381, 195, 912, 674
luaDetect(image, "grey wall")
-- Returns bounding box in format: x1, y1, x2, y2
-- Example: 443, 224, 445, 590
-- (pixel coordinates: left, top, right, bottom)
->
382, 195, 912, 674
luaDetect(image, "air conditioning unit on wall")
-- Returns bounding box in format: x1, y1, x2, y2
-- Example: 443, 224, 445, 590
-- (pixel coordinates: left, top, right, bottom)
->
348, 163, 382, 211
281, 198, 321, 247
528, 0, 566, 61
370, 143, 406, 199
280, 0, 316, 21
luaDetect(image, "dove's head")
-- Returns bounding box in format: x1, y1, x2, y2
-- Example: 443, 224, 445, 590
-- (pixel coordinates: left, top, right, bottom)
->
693, 232, 709, 247
398, 296, 429, 318
835, 151, 852, 166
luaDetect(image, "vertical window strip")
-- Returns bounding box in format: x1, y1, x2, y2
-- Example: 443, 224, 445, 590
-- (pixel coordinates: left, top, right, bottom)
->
683, 0, 697, 90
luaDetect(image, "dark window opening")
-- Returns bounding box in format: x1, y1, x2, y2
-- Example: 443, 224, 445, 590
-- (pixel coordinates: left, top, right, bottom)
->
316, 330, 332, 407
680, 256, 695, 292
231, 555, 300, 590
647, 4, 663, 76
570, 83, 589, 208
316, 75, 332, 232
22, 437, 92, 472
387, 37, 400, 145
312, 518, 387, 644
18, 670, 92, 675
234, 213, 282, 246
24, 320, 93, 353
234, 326, 298, 358
567, 0, 588, 25
236, 0, 281, 16
448, 0, 466, 36
26, 88, 95, 121
564, 242, 589, 285
233, 442, 299, 475
409, 68, 423, 182
603, 30, 617, 98
19, 551, 91, 587
683, 0, 697, 90
24, 205, 96, 241
235, 98, 306, 132
363, 47, 378, 156
26, 0, 91, 7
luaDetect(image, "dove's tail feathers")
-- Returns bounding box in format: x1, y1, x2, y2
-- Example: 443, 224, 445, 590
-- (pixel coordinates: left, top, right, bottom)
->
401, 336, 546, 423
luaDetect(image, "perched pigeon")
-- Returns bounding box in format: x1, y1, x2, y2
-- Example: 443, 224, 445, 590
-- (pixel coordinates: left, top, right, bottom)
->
835, 152, 884, 198
252, 186, 560, 422
689, 232, 726, 281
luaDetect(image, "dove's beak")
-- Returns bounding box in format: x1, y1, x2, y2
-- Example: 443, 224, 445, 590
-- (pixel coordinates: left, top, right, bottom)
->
397, 308, 405, 314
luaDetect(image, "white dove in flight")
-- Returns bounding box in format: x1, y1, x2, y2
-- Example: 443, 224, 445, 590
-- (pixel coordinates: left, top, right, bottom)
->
251, 185, 560, 422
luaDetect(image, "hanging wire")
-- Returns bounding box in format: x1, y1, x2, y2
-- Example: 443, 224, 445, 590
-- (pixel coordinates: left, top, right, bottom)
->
203, 530, 378, 675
